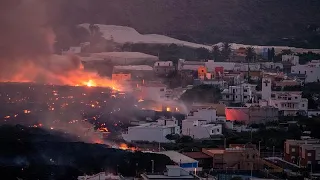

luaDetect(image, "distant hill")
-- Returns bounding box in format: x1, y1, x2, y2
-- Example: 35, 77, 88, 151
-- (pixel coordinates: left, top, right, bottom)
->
46, 0, 320, 48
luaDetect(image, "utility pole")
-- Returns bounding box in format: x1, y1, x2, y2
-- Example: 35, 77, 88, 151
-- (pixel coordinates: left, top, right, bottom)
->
272, 146, 275, 160
151, 160, 154, 174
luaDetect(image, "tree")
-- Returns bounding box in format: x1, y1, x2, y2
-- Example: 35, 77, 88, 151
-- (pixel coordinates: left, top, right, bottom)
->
270, 48, 275, 61
245, 47, 255, 63
212, 45, 221, 61
231, 177, 243, 180
165, 134, 180, 141
221, 42, 232, 61
281, 49, 293, 55
195, 47, 211, 60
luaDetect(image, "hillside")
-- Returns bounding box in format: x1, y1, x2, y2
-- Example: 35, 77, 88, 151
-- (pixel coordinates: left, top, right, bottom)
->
46, 0, 320, 48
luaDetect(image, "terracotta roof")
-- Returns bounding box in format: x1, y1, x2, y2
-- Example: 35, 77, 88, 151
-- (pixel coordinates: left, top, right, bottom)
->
183, 152, 212, 159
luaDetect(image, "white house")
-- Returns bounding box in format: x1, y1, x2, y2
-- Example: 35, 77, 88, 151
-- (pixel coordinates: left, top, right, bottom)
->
182, 120, 222, 139
138, 82, 168, 101
221, 83, 257, 104
122, 117, 180, 143
282, 55, 299, 65
260, 77, 308, 116
291, 60, 320, 83
154, 61, 175, 75
185, 107, 217, 123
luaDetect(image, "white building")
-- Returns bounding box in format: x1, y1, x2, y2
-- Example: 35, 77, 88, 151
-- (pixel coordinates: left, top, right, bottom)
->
154, 61, 175, 75
122, 117, 180, 143
186, 107, 217, 123
291, 60, 320, 83
182, 120, 222, 139
78, 173, 121, 180
156, 151, 202, 172
282, 55, 299, 65
141, 165, 201, 180
137, 82, 168, 101
221, 83, 257, 104
261, 62, 284, 70
260, 77, 308, 116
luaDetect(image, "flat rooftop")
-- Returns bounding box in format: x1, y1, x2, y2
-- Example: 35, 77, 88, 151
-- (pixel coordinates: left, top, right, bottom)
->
114, 65, 153, 71
157, 151, 198, 164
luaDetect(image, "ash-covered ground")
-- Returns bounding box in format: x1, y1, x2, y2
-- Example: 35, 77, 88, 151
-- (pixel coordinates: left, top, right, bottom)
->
0, 82, 173, 179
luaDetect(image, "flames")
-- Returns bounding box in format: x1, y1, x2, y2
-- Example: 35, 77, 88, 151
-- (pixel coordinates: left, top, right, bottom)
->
118, 143, 137, 151
0, 56, 124, 91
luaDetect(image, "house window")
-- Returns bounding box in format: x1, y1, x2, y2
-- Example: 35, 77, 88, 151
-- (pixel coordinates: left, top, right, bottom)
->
271, 94, 275, 98
158, 63, 160, 66
244, 89, 248, 92
236, 95, 238, 99
302, 104, 305, 107
308, 153, 312, 157
308, 161, 312, 164
247, 155, 249, 159
299, 71, 301, 74
211, 130, 214, 134
305, 71, 307, 74
288, 98, 291, 100
311, 71, 313, 73
253, 155, 256, 159
244, 96, 248, 99
292, 148, 296, 152
217, 129, 220, 132
160, 88, 165, 92
275, 104, 278, 107
226, 95, 229, 98
233, 89, 235, 93
295, 97, 298, 99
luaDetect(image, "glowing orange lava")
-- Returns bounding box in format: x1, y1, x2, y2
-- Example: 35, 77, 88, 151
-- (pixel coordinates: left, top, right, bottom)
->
0, 57, 124, 91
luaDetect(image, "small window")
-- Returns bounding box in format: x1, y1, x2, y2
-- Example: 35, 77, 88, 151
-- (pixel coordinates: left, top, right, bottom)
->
226, 95, 229, 98
236, 96, 238, 98
244, 96, 248, 98
295, 97, 298, 99
311, 71, 313, 73
217, 129, 220, 132
271, 94, 275, 98
288, 98, 291, 100
211, 130, 214, 133
275, 104, 278, 107
292, 148, 296, 152
253, 155, 256, 159
308, 153, 312, 157
308, 161, 312, 164
158, 63, 160, 66
247, 155, 249, 159
305, 71, 307, 74
160, 88, 165, 92
244, 89, 248, 92
302, 104, 305, 107
299, 71, 301, 74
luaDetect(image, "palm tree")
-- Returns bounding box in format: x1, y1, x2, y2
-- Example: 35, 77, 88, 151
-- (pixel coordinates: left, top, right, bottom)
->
245, 47, 255, 63
245, 47, 255, 82
221, 42, 232, 61
212, 45, 221, 61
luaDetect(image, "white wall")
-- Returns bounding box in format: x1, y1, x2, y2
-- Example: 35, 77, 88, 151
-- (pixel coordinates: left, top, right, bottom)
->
291, 65, 320, 83
154, 61, 173, 66
141, 86, 166, 101
186, 108, 217, 123
261, 78, 272, 101
182, 120, 222, 139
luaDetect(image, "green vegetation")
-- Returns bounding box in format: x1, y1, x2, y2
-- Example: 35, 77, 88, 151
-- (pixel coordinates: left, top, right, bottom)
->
179, 85, 222, 103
